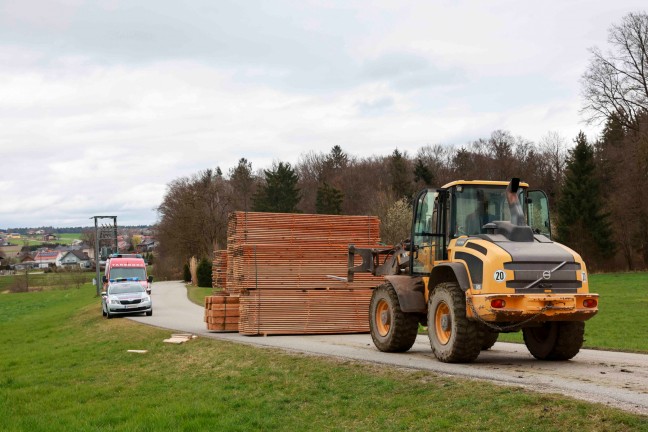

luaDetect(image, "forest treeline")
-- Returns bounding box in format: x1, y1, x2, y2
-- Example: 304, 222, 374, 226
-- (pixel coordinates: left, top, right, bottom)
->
155, 11, 648, 278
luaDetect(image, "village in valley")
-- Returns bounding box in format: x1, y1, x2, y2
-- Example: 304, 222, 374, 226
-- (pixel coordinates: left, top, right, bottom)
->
0, 228, 157, 274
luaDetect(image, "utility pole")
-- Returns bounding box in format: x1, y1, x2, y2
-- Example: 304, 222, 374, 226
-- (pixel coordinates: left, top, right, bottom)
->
90, 216, 118, 296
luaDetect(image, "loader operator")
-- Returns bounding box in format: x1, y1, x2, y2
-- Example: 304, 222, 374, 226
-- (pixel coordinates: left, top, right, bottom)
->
464, 190, 495, 235
506, 179, 525, 226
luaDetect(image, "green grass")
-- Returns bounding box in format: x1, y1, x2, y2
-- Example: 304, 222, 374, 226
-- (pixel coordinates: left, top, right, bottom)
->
186, 284, 213, 306
12, 233, 81, 246
0, 271, 94, 292
0, 286, 646, 431
497, 272, 648, 351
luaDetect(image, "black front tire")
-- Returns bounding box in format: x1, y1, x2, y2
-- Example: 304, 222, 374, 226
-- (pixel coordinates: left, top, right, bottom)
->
369, 282, 419, 352
523, 321, 584, 360
428, 282, 481, 363
146, 310, 153, 316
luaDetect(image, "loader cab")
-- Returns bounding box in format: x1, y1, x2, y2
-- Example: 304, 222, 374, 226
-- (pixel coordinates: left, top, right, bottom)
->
410, 180, 551, 275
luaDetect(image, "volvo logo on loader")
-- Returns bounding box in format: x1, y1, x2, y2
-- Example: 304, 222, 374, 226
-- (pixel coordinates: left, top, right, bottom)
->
542, 270, 551, 280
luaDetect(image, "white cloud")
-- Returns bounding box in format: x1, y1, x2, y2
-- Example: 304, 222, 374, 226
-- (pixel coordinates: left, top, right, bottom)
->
0, 0, 644, 227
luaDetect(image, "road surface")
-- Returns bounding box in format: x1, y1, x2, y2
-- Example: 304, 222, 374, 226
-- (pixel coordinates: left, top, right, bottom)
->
129, 281, 648, 415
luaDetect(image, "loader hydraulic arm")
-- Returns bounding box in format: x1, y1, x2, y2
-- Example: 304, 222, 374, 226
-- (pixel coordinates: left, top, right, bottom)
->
347, 243, 410, 282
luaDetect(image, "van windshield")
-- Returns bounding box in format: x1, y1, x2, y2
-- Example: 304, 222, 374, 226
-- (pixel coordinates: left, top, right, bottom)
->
110, 267, 146, 280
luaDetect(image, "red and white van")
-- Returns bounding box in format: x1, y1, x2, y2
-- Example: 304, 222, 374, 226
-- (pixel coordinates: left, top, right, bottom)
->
102, 254, 153, 294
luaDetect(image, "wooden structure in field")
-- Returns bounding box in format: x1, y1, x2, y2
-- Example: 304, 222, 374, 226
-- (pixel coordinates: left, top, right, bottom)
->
207, 211, 385, 335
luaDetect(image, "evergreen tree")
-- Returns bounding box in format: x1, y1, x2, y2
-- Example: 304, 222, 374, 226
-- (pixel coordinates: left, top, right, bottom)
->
315, 182, 344, 215
413, 157, 434, 186
229, 158, 255, 211
252, 162, 301, 212
557, 132, 615, 269
196, 257, 212, 287
328, 145, 348, 169
183, 262, 191, 283
389, 149, 413, 198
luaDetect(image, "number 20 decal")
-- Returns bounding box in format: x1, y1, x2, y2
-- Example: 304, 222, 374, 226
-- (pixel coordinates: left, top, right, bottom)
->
494, 270, 506, 282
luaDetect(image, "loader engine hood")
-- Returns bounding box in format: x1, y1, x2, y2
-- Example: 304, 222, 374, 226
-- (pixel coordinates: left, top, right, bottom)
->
479, 221, 573, 261
474, 220, 583, 294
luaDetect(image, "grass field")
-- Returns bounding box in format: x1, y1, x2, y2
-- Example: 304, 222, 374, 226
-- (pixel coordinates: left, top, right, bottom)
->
1, 285, 647, 431
186, 284, 213, 306
0, 271, 94, 292
498, 272, 648, 351
11, 233, 82, 246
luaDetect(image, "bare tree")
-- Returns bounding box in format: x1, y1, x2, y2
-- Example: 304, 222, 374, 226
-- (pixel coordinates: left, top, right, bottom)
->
581, 12, 648, 130
156, 169, 232, 278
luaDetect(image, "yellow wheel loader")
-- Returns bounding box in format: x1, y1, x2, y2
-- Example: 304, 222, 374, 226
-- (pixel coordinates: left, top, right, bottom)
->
348, 178, 599, 363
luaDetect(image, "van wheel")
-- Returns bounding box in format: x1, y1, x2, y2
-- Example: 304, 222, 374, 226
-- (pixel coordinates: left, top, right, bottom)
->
428, 282, 481, 363
523, 321, 584, 360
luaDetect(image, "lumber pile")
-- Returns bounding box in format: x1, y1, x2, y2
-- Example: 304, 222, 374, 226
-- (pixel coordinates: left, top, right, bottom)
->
204, 293, 240, 332
239, 289, 372, 335
212, 250, 227, 289
226, 212, 384, 293
223, 211, 385, 336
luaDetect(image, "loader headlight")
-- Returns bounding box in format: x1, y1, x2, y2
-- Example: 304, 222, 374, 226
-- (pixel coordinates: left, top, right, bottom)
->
581, 271, 587, 282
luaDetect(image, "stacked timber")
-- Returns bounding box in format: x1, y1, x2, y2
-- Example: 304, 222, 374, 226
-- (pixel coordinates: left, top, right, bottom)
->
239, 289, 372, 335
224, 211, 386, 336
212, 250, 227, 289
226, 212, 384, 293
205, 293, 239, 332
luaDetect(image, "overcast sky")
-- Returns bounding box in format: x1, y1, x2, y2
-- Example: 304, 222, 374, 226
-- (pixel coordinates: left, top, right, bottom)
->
1, 1, 645, 229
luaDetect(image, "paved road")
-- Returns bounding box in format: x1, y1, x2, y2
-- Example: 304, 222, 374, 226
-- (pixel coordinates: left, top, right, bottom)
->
129, 281, 648, 415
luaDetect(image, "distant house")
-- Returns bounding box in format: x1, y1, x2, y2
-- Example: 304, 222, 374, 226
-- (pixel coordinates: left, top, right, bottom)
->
136, 238, 157, 253
16, 255, 36, 270
43, 234, 58, 242
117, 240, 130, 252
9, 233, 21, 239
33, 250, 60, 269
58, 250, 91, 268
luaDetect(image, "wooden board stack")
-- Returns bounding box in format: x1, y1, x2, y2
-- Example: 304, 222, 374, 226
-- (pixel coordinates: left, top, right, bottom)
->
212, 250, 227, 289
238, 289, 372, 335
222, 211, 386, 336
204, 293, 239, 332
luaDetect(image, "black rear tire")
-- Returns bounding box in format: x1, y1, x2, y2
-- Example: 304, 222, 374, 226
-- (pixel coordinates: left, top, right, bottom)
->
478, 326, 499, 350
369, 282, 419, 352
427, 282, 481, 363
523, 321, 584, 360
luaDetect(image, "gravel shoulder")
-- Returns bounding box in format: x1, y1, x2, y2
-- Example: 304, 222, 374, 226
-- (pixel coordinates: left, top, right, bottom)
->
129, 280, 648, 416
